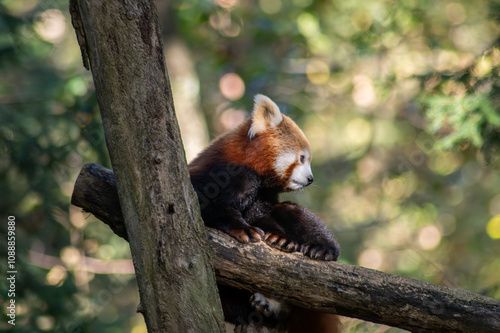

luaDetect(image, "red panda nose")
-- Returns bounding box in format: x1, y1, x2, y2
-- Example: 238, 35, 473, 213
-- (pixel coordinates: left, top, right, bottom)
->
307, 175, 314, 185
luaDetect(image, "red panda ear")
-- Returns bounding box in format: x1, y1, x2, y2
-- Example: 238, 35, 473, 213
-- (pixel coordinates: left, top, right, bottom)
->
248, 95, 283, 139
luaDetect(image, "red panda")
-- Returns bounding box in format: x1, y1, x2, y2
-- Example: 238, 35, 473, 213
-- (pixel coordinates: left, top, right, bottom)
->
189, 95, 341, 333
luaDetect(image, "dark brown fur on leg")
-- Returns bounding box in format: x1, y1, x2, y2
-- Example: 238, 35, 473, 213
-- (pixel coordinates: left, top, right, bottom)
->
287, 308, 341, 333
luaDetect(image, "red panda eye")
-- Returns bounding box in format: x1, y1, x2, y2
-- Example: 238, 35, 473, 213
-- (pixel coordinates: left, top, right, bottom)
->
300, 155, 305, 164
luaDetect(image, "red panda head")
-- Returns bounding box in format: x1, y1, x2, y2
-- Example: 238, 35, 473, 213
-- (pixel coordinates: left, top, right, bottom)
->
242, 95, 313, 191
189, 95, 314, 191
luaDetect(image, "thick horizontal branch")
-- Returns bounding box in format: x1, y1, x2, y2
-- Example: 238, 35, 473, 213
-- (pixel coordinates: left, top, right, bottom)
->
72, 163, 500, 333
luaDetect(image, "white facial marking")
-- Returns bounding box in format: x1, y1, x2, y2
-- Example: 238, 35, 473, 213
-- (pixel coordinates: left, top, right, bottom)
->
288, 150, 313, 191
289, 162, 312, 190
274, 152, 296, 174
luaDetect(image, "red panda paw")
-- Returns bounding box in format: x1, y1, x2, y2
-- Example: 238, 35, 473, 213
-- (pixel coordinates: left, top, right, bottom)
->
300, 244, 339, 261
250, 293, 275, 318
263, 233, 299, 252
227, 227, 264, 244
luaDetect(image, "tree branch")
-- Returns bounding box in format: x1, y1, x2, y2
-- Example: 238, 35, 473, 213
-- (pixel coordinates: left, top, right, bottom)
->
72, 163, 500, 333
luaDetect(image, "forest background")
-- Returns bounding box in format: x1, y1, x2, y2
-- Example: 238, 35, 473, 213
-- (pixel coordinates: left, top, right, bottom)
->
1, 0, 500, 332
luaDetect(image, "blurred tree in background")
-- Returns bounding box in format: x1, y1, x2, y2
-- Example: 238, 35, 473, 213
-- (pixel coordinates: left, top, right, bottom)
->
1, 0, 499, 332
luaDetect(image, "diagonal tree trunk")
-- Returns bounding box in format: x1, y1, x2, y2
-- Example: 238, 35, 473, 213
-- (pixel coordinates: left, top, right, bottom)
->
69, 1, 225, 332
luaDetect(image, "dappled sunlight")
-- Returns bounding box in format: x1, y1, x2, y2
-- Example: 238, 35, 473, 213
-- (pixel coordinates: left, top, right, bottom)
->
351, 75, 377, 108
3, 0, 38, 16
219, 107, 247, 131
5, 0, 500, 331
219, 73, 245, 100
358, 248, 383, 270
34, 9, 66, 44
487, 216, 500, 239
258, 0, 282, 15
418, 225, 442, 250
306, 59, 330, 85
46, 265, 68, 286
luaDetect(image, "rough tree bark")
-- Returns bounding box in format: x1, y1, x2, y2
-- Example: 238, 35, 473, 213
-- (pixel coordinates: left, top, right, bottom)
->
69, 1, 224, 332
72, 163, 500, 333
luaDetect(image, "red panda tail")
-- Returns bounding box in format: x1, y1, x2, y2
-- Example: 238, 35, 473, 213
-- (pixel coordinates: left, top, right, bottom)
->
287, 309, 341, 333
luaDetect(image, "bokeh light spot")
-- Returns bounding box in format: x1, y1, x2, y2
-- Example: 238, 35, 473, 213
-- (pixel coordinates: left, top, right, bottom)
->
446, 3, 466, 25
46, 265, 67, 286
486, 216, 500, 239
418, 225, 441, 250
219, 73, 245, 100
97, 244, 116, 260
34, 9, 66, 44
209, 12, 242, 37
306, 59, 330, 85
345, 118, 372, 147
70, 205, 87, 229
61, 246, 80, 268
131, 324, 148, 333
259, 0, 282, 14
351, 10, 372, 31
66, 77, 88, 97
428, 151, 462, 175
357, 155, 383, 182
297, 12, 320, 38
472, 57, 492, 77
220, 108, 247, 131
215, 0, 239, 9
352, 75, 377, 108
382, 176, 407, 199
3, 0, 38, 16
358, 249, 383, 269
36, 315, 55, 331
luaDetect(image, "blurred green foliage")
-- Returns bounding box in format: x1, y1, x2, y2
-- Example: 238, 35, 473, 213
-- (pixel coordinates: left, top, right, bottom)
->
419, 41, 500, 163
1, 0, 500, 332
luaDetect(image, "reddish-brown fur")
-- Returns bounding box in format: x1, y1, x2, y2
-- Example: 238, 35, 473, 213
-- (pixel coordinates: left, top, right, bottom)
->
189, 114, 311, 188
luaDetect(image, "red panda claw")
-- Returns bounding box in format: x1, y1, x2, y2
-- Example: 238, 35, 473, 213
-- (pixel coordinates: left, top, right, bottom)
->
277, 237, 288, 247
263, 233, 299, 253
314, 249, 326, 259
285, 242, 298, 252
239, 234, 250, 243
254, 227, 265, 236
265, 233, 279, 244
228, 228, 262, 243
300, 244, 339, 261
248, 229, 263, 243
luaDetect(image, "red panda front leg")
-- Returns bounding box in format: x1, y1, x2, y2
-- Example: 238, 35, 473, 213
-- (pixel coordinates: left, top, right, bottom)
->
252, 217, 300, 252
227, 224, 264, 244
269, 201, 340, 261
205, 207, 264, 243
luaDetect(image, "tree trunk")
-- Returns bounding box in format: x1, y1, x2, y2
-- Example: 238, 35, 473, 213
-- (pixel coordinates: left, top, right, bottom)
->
69, 1, 225, 332
72, 163, 500, 333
